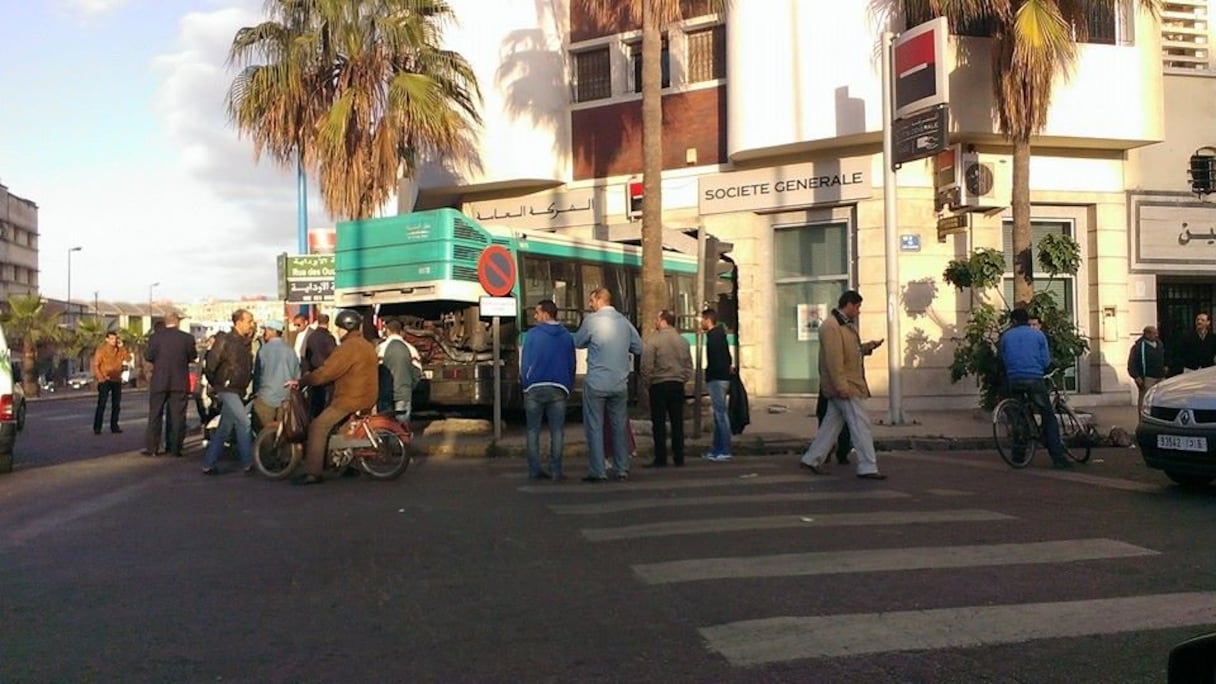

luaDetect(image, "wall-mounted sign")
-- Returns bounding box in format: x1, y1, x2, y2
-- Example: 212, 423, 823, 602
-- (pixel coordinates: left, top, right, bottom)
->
796, 303, 826, 342
467, 187, 596, 230
900, 234, 921, 251
1134, 200, 1216, 271
893, 17, 949, 119
698, 157, 872, 216
281, 254, 336, 303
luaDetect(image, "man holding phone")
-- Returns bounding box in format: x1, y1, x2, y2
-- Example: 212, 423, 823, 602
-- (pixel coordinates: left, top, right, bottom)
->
800, 290, 887, 480
814, 336, 882, 465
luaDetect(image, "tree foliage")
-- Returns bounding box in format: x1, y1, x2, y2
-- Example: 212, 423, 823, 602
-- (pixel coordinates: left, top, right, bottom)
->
1, 296, 63, 397
226, 0, 482, 220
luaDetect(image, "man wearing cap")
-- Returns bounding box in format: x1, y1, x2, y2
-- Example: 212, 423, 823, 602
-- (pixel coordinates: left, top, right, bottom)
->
252, 319, 300, 431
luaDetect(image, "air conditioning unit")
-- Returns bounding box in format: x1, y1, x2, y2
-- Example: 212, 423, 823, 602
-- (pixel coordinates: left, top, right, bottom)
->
933, 146, 1010, 213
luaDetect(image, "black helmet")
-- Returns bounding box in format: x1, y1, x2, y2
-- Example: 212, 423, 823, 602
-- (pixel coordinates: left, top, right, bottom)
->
334, 309, 362, 332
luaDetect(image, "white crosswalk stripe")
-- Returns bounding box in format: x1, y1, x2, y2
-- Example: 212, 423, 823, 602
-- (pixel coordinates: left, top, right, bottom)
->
549, 489, 909, 515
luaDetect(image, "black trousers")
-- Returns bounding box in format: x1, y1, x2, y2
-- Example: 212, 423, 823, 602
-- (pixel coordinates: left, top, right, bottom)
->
816, 392, 852, 463
94, 380, 122, 433
147, 390, 189, 455
649, 381, 685, 465
308, 384, 332, 419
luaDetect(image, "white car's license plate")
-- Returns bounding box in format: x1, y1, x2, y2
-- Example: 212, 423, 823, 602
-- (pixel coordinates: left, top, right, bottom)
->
1158, 434, 1208, 452
422, 369, 434, 380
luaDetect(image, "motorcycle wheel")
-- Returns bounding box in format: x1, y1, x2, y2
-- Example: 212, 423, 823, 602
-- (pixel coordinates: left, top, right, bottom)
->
358, 428, 409, 480
253, 425, 302, 480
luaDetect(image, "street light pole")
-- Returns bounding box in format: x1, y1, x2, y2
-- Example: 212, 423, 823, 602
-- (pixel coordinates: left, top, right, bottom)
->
148, 282, 160, 330
67, 246, 82, 325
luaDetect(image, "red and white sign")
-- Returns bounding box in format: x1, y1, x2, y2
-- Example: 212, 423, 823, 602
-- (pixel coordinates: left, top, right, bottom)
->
308, 227, 337, 254
627, 180, 643, 220
893, 17, 949, 119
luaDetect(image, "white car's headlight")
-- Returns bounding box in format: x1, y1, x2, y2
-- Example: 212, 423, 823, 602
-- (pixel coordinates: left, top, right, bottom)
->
1141, 385, 1160, 417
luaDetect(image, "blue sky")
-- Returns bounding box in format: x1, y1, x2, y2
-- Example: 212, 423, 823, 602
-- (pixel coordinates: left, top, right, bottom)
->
0, 0, 332, 304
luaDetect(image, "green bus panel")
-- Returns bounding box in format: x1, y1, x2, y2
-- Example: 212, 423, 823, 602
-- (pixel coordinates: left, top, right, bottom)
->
335, 208, 500, 290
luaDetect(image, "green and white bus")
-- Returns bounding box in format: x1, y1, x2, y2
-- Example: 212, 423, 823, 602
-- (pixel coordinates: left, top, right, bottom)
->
334, 208, 735, 410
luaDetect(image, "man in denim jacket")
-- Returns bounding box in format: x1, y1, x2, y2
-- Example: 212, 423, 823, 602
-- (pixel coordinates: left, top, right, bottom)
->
573, 287, 643, 482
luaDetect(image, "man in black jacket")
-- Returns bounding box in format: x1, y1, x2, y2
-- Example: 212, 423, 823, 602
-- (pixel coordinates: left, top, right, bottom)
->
1179, 312, 1216, 373
1128, 325, 1166, 413
303, 313, 337, 417
201, 309, 256, 475
701, 308, 733, 461
143, 312, 198, 457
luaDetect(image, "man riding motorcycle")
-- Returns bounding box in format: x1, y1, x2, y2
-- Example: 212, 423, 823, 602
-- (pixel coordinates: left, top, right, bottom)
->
291, 309, 379, 486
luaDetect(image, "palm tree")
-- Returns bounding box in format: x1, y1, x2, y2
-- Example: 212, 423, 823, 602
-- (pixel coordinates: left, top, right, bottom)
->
1, 296, 63, 397
68, 318, 110, 371
583, 0, 732, 338
227, 0, 481, 220
908, 0, 1159, 306
120, 323, 150, 387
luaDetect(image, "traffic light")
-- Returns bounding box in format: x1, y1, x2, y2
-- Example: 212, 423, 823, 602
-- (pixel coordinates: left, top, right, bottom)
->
1189, 152, 1216, 196
703, 236, 736, 307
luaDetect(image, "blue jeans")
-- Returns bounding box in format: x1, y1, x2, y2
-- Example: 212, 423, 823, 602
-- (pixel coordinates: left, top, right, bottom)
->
707, 380, 731, 456
203, 392, 253, 468
1009, 377, 1067, 462
524, 385, 567, 478
583, 385, 629, 478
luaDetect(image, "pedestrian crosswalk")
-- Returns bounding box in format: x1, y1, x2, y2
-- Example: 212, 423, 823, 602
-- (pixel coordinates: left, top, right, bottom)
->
514, 457, 1216, 675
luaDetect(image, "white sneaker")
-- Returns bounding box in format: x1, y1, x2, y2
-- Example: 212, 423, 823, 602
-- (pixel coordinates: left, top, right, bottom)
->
709, 453, 732, 462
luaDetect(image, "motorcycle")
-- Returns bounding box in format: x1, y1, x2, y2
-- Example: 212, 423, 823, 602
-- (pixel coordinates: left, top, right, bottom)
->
252, 408, 412, 481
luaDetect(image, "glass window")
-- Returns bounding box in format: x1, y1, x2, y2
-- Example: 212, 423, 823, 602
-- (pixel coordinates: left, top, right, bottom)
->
687, 25, 726, 82
672, 274, 698, 332
774, 222, 851, 394
521, 256, 580, 328
1002, 219, 1079, 390
775, 222, 847, 279
573, 47, 611, 102
629, 38, 670, 93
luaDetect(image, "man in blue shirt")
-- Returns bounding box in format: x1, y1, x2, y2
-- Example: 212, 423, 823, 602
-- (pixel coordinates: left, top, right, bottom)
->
998, 307, 1070, 469
252, 319, 300, 432
573, 287, 643, 482
521, 299, 576, 481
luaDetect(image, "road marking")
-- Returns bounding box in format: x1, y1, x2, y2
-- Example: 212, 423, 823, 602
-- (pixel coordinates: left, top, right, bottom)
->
499, 463, 782, 478
632, 538, 1157, 584
892, 452, 1161, 492
700, 592, 1216, 666
520, 474, 815, 494
0, 481, 153, 550
581, 509, 1013, 542
550, 490, 909, 515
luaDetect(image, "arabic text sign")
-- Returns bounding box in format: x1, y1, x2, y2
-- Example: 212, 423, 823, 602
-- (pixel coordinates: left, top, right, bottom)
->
1137, 203, 1216, 270
286, 279, 335, 303
468, 188, 597, 230
283, 255, 336, 279
283, 254, 336, 303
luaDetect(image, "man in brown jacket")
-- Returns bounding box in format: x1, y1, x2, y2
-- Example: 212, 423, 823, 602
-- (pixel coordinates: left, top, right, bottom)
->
93, 331, 125, 434
293, 309, 379, 485
799, 290, 886, 480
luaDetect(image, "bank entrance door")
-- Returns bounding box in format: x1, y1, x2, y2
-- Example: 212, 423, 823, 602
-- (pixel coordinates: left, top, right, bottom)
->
774, 221, 850, 394
1157, 279, 1215, 373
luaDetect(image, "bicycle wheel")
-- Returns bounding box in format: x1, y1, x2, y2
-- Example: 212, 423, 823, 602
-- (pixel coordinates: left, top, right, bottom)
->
1058, 410, 1093, 463
358, 428, 410, 480
993, 399, 1036, 468
253, 424, 302, 480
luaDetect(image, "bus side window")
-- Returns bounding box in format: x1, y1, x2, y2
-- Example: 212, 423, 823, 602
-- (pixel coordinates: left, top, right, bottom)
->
551, 261, 580, 328
521, 257, 550, 329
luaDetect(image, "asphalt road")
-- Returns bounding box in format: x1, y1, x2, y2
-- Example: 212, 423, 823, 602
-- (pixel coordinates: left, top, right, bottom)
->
1, 412, 1214, 682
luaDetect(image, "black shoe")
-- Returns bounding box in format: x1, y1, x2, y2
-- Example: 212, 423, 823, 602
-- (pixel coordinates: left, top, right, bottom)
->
292, 473, 324, 486
581, 475, 608, 483
857, 472, 888, 480
799, 461, 826, 475
529, 471, 552, 480
836, 459, 850, 465
202, 467, 219, 476
111, 427, 123, 434
140, 449, 156, 457
243, 465, 255, 476
643, 462, 668, 468
94, 429, 102, 435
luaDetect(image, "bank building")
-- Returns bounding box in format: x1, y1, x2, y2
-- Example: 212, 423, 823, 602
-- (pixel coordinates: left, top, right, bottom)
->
395, 0, 1216, 409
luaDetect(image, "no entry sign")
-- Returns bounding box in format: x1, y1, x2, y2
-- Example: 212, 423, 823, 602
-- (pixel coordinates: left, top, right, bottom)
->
477, 245, 516, 297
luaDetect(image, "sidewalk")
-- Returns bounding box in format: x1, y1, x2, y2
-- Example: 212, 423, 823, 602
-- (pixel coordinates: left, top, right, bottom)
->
412, 396, 1142, 460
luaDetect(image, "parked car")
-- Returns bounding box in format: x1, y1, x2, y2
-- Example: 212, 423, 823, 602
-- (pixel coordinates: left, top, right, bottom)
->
67, 372, 93, 390
0, 321, 27, 473
1135, 367, 1216, 487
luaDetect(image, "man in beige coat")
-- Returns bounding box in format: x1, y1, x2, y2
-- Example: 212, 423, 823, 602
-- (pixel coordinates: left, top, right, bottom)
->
799, 290, 886, 480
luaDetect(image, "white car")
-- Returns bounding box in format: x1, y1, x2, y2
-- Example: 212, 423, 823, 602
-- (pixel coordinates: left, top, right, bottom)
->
67, 372, 93, 390
0, 322, 27, 473
1136, 366, 1216, 486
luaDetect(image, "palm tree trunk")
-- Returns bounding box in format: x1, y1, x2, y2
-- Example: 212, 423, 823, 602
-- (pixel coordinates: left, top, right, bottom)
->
639, 0, 664, 340
22, 342, 36, 397
1011, 138, 1033, 308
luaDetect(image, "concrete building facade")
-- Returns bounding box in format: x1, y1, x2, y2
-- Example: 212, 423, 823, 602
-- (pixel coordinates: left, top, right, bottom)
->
404, 1, 1183, 408
0, 183, 40, 302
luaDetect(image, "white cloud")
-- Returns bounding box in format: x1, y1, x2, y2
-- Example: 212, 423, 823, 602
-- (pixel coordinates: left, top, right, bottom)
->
63, 0, 133, 17
43, 2, 335, 305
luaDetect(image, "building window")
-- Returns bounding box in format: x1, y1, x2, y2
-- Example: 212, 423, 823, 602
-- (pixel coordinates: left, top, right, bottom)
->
629, 38, 670, 93
1162, 0, 1211, 71
687, 24, 726, 82
1001, 219, 1079, 390
573, 47, 611, 103
773, 221, 851, 395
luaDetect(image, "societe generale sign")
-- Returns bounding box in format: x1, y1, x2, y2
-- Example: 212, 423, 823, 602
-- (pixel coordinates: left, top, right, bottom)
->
698, 157, 873, 215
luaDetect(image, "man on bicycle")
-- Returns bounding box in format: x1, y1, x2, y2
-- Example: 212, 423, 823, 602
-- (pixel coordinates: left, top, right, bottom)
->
999, 307, 1072, 469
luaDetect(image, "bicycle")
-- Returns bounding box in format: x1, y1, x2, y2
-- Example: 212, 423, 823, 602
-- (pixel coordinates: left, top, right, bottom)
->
992, 372, 1100, 468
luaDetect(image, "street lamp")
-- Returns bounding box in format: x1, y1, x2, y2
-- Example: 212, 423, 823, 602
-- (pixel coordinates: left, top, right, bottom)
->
66, 246, 82, 324
148, 282, 160, 330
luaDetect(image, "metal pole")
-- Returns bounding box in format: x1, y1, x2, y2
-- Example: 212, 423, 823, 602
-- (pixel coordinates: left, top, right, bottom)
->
492, 315, 502, 442
297, 150, 309, 254
881, 30, 905, 425
693, 227, 707, 437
